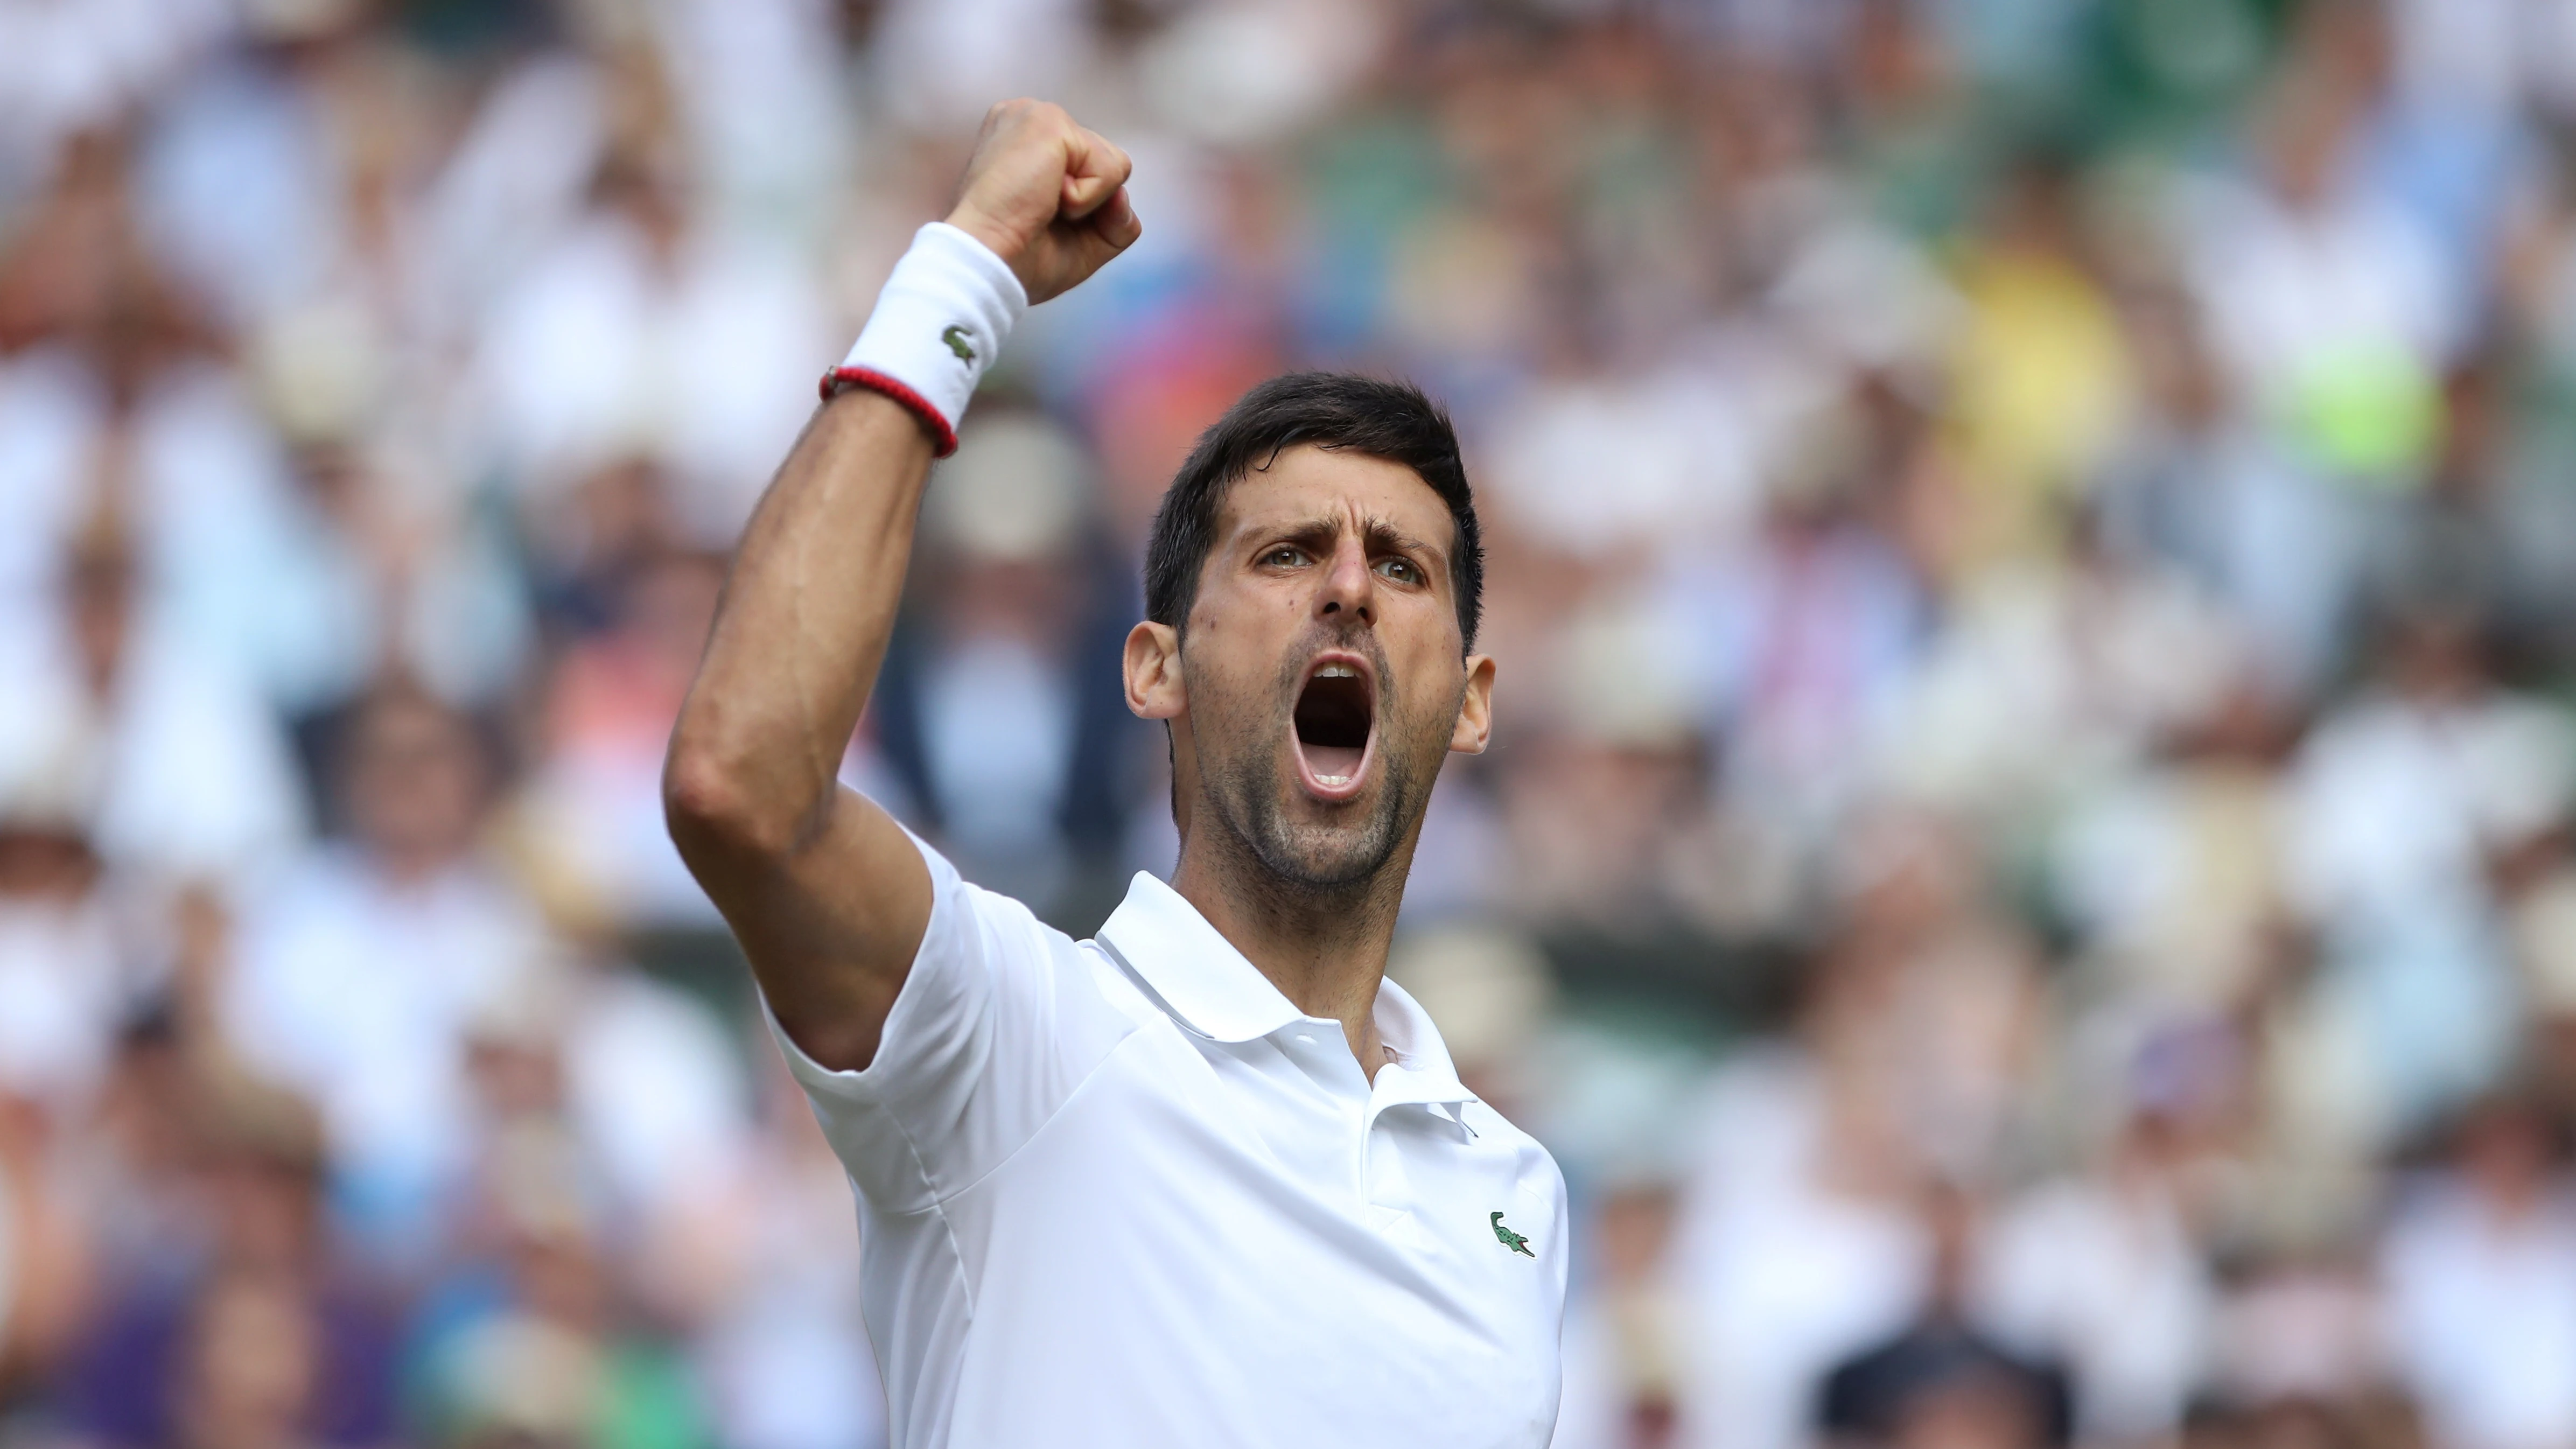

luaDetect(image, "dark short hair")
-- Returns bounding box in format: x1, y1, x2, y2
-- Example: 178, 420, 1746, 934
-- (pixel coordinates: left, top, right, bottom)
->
1142, 372, 1483, 651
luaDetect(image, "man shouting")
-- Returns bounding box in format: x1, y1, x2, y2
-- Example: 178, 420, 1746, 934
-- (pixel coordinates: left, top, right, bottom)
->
664, 99, 1566, 1447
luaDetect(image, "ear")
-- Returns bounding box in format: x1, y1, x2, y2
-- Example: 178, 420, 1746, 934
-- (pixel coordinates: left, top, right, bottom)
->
1449, 653, 1496, 754
1125, 621, 1185, 720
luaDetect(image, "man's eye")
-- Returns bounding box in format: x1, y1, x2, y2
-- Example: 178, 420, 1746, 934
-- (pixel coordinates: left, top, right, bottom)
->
1265, 547, 1306, 568
1377, 558, 1421, 584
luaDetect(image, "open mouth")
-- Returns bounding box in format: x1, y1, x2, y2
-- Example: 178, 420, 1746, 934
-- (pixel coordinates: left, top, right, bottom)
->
1291, 657, 1376, 801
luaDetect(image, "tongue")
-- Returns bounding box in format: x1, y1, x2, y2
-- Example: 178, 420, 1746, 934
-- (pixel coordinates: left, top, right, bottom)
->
1305, 743, 1363, 783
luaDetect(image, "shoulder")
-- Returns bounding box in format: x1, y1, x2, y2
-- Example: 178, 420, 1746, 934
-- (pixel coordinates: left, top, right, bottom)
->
1073, 933, 1165, 1030
1463, 1097, 1566, 1201
941, 865, 1064, 950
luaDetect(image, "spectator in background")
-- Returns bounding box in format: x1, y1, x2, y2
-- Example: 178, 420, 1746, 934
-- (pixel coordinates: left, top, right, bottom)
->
2206, 1245, 2392, 1436
2186, 40, 2457, 495
59, 1079, 398, 1449
169, 1268, 327, 1449
0, 716, 131, 1115
2363, 358, 2523, 648
1816, 1180, 2075, 1449
0, 1090, 87, 1401
8, 499, 307, 897
408, 1152, 708, 1449
1555, 1182, 1688, 1449
209, 425, 534, 751
520, 456, 686, 643
1936, 155, 2132, 572
2381, 1093, 2576, 1449
472, 127, 829, 541
519, 542, 730, 932
1672, 816, 2043, 1449
2095, 285, 2361, 698
2284, 604, 2571, 1144
1981, 1107, 2218, 1445
2049, 666, 2295, 1016
1661, 386, 1929, 890
449, 941, 750, 1271
676, 1052, 888, 1449
220, 682, 548, 1260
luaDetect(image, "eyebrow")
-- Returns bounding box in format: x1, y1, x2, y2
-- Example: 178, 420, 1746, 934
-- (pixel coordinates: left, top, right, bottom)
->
1261, 514, 1444, 569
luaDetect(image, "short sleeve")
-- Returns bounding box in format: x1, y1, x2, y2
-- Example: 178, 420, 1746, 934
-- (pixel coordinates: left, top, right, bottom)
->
761, 831, 1133, 1212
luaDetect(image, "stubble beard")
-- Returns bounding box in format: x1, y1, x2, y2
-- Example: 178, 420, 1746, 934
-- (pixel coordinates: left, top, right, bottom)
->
1186, 635, 1446, 902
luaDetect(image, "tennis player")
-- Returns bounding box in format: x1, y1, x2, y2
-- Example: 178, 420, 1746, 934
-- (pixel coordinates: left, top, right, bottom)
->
664, 99, 1566, 1447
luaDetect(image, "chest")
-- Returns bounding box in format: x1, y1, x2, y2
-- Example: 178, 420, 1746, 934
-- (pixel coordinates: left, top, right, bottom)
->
937, 1024, 1564, 1441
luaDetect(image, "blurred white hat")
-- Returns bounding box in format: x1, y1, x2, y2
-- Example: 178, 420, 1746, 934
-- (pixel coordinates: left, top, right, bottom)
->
926, 412, 1091, 563
1552, 593, 1701, 751
2513, 867, 2576, 1017
0, 680, 102, 839
1389, 921, 1555, 1074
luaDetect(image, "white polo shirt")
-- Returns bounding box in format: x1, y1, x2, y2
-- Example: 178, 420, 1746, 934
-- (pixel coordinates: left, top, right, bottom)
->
767, 837, 1568, 1447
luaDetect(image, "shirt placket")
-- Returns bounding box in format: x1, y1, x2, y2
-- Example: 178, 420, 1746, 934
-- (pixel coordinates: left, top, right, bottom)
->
1267, 1018, 1377, 1199
1362, 1060, 1466, 1223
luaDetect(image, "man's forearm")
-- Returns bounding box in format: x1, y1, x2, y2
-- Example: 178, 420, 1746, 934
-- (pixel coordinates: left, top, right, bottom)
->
659, 99, 1137, 1067
667, 96, 1136, 868
664, 390, 933, 859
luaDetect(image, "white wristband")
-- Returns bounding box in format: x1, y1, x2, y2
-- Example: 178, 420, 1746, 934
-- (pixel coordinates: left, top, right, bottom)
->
825, 222, 1027, 456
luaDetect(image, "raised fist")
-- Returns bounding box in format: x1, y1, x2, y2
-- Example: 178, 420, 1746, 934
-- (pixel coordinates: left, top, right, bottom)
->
946, 100, 1142, 306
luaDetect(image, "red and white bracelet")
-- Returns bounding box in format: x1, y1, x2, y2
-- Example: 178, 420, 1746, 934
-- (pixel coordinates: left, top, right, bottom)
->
820, 221, 1027, 457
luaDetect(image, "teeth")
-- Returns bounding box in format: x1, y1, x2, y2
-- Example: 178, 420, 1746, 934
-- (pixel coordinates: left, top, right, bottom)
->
1316, 774, 1350, 786
1317, 664, 1357, 678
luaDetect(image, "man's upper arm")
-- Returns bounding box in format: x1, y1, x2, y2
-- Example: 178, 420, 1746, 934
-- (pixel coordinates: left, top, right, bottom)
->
744, 819, 1138, 1209
668, 773, 930, 1074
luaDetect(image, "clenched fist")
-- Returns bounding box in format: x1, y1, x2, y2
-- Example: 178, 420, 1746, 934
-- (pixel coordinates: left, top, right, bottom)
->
945, 100, 1142, 306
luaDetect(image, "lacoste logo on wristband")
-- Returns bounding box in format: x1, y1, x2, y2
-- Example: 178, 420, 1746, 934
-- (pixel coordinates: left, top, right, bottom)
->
1489, 1211, 1534, 1257
836, 223, 1019, 453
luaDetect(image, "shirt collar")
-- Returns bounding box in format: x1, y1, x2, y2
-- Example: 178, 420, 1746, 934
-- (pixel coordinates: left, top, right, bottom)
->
1092, 872, 1476, 1108
1370, 975, 1475, 1109
1095, 872, 1304, 1043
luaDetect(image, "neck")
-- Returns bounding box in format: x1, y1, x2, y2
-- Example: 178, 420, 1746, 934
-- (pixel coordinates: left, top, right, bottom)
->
1167, 822, 1416, 1081
370, 843, 458, 889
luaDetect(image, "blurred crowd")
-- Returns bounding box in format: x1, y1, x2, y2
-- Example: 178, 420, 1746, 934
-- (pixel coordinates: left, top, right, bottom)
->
12, 0, 2576, 1447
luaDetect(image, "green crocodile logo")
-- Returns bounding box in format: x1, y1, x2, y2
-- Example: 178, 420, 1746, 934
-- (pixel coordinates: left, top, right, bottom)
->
941, 325, 976, 363
1490, 1211, 1534, 1257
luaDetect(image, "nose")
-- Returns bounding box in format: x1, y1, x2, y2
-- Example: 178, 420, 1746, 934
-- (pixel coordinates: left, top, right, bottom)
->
1314, 535, 1376, 629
